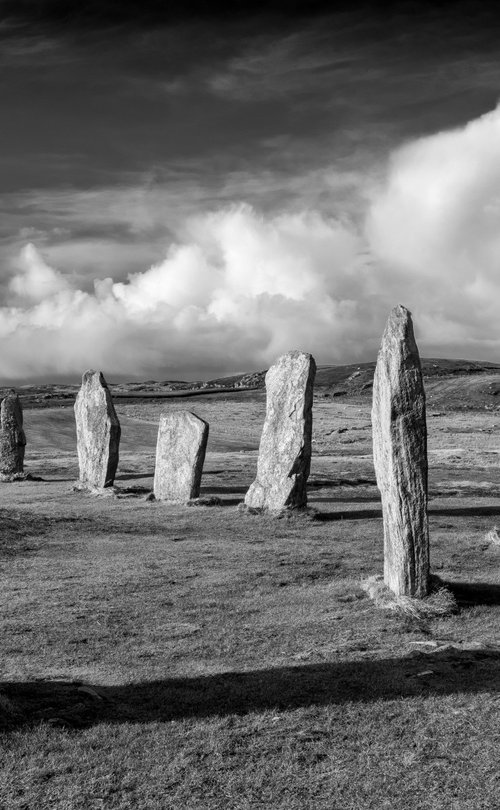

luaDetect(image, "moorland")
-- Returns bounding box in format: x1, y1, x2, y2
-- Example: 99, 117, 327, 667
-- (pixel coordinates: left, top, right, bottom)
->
2, 358, 500, 809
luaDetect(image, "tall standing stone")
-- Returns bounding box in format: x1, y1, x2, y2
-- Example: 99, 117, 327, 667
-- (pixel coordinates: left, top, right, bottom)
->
0, 390, 26, 477
244, 350, 316, 511
372, 305, 429, 598
74, 370, 121, 489
154, 411, 209, 502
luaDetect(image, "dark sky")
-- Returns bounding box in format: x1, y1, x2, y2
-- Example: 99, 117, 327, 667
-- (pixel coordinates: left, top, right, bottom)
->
1, 0, 500, 380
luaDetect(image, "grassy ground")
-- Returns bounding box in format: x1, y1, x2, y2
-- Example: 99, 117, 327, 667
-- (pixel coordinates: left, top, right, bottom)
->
2, 397, 500, 808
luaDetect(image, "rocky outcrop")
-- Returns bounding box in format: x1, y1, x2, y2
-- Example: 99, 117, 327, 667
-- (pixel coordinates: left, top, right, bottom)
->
153, 411, 209, 502
0, 390, 26, 477
372, 305, 429, 597
244, 350, 316, 511
236, 370, 267, 389
74, 370, 121, 490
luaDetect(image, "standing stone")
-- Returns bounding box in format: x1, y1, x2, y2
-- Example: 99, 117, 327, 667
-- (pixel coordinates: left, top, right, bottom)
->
153, 411, 209, 502
244, 350, 316, 511
372, 305, 429, 598
74, 370, 121, 489
0, 390, 26, 477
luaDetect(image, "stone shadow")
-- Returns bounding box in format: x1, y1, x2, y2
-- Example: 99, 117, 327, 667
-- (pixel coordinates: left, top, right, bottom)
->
430, 506, 500, 517
313, 509, 382, 521
444, 580, 500, 606
3, 649, 500, 730
116, 473, 153, 482
308, 495, 381, 504
201, 485, 249, 495
314, 504, 500, 522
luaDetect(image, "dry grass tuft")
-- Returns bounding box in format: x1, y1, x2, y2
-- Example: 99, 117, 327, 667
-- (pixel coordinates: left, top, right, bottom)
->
187, 496, 223, 507
362, 575, 458, 619
485, 526, 500, 545
237, 503, 318, 522
72, 482, 118, 497
0, 472, 42, 482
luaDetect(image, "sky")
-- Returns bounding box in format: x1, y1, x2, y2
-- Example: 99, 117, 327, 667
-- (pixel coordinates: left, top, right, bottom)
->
1, 0, 500, 382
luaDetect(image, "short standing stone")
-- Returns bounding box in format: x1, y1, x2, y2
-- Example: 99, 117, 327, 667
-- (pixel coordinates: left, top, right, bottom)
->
74, 370, 121, 489
372, 305, 429, 598
153, 411, 209, 502
0, 390, 26, 476
244, 350, 316, 511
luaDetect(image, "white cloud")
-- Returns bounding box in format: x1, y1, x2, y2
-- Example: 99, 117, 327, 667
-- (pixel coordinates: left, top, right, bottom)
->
9, 243, 69, 301
0, 206, 372, 380
366, 103, 500, 355
3, 104, 500, 381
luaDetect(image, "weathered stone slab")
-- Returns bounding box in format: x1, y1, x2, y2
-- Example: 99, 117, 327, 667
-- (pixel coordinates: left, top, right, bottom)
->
372, 305, 429, 598
244, 350, 316, 511
0, 390, 26, 477
74, 370, 121, 489
153, 410, 209, 502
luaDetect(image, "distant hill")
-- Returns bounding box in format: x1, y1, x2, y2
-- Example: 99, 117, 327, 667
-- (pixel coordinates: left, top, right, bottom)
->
208, 358, 500, 411
6, 358, 500, 411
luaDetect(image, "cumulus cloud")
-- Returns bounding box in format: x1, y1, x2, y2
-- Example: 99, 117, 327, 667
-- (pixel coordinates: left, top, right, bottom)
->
2, 104, 500, 381
366, 103, 500, 355
9, 243, 69, 301
0, 206, 377, 380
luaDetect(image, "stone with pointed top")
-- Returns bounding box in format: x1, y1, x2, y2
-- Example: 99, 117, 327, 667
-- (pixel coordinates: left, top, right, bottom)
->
74, 370, 121, 489
244, 350, 316, 511
372, 305, 430, 598
0, 390, 26, 477
153, 410, 209, 502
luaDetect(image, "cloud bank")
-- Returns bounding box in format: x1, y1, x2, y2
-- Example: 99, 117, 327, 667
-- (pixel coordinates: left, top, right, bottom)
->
366, 103, 500, 354
2, 105, 500, 381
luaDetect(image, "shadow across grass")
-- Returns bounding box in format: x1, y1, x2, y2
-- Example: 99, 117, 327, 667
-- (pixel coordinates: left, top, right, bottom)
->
36, 477, 78, 483
3, 649, 500, 730
309, 495, 381, 505
430, 506, 500, 517
115, 473, 153, 482
314, 504, 500, 522
201, 485, 249, 495
314, 509, 382, 521
444, 580, 500, 606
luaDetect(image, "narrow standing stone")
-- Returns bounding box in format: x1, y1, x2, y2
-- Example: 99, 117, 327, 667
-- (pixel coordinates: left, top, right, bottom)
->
0, 390, 26, 477
74, 370, 121, 489
244, 350, 316, 511
372, 305, 429, 597
153, 411, 209, 502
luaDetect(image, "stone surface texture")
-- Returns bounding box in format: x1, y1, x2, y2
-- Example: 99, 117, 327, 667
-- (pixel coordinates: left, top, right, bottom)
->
0, 390, 26, 475
154, 410, 209, 502
372, 305, 429, 598
74, 370, 121, 489
244, 350, 316, 511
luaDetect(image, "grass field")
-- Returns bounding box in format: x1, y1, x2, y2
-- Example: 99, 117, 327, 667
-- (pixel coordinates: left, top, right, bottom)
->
2, 393, 500, 808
